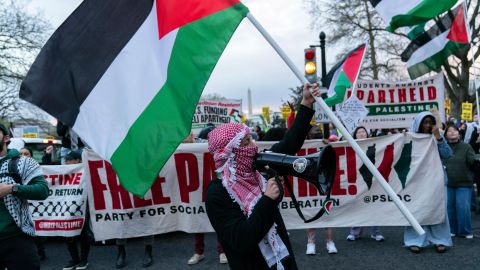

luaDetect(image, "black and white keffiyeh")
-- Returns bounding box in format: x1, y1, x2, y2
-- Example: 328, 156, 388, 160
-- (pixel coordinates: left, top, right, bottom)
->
0, 156, 43, 236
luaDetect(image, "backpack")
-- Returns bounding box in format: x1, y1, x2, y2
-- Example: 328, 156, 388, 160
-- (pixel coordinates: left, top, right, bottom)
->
0, 156, 21, 184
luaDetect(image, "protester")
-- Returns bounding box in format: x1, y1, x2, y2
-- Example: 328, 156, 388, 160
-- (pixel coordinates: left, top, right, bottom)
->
182, 132, 228, 265
197, 123, 215, 143
21, 146, 51, 260
404, 112, 453, 253
306, 134, 337, 255
20, 147, 50, 261
308, 125, 323, 140
443, 124, 478, 239
41, 145, 55, 165
57, 121, 84, 164
0, 123, 49, 269
328, 123, 338, 136
346, 127, 385, 242
464, 122, 480, 212
115, 236, 155, 268
250, 130, 259, 141
63, 151, 91, 270
205, 83, 320, 270
188, 233, 227, 265
20, 147, 33, 158
254, 125, 266, 141
306, 228, 337, 255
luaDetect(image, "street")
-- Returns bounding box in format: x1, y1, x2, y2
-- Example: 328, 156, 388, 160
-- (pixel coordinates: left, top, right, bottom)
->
41, 214, 480, 270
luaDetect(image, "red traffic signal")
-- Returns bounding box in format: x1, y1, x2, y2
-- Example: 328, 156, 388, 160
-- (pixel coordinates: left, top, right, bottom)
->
305, 49, 315, 60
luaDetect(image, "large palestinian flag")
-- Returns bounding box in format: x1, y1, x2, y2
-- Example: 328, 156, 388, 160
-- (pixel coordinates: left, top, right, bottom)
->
324, 44, 367, 107
20, 0, 248, 196
369, 0, 458, 32
401, 2, 470, 79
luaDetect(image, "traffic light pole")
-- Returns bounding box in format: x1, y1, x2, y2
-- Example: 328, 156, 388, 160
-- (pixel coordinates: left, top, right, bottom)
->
246, 12, 425, 235
310, 32, 330, 139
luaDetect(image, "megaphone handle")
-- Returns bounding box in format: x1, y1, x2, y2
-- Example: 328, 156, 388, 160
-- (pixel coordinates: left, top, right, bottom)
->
265, 167, 284, 204
274, 175, 284, 204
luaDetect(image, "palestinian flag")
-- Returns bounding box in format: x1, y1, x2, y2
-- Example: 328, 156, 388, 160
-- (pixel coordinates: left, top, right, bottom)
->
20, 0, 248, 196
324, 44, 367, 107
401, 2, 470, 79
369, 0, 458, 32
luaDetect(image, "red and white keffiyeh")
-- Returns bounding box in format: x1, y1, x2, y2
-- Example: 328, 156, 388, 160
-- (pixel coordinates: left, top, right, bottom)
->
208, 123, 288, 270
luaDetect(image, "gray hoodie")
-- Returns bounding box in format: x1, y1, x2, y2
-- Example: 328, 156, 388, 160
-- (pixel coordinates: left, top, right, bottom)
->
410, 111, 435, 133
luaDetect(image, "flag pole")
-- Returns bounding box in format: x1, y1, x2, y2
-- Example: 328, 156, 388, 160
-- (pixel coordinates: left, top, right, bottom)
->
246, 12, 425, 235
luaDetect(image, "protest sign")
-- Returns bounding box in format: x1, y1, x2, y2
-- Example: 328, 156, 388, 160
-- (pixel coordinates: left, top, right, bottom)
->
83, 134, 445, 241
313, 103, 331, 124
192, 99, 242, 132
315, 74, 445, 129
462, 102, 473, 121
336, 96, 369, 134
29, 164, 86, 237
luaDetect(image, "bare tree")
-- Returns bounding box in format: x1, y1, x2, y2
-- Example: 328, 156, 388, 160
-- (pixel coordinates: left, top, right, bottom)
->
443, 0, 480, 119
0, 0, 50, 120
305, 0, 409, 80
201, 93, 227, 100
306, 0, 480, 119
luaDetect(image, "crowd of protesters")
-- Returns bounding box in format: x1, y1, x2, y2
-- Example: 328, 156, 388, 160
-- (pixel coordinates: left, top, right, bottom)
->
1, 104, 480, 270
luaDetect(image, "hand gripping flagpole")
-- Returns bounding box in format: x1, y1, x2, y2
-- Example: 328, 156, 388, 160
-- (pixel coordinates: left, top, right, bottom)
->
246, 12, 425, 235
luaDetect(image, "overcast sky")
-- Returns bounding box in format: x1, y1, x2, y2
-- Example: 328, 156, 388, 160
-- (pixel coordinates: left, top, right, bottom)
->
27, 0, 326, 114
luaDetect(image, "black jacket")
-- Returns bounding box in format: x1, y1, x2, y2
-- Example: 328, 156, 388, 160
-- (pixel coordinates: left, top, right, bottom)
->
206, 105, 314, 270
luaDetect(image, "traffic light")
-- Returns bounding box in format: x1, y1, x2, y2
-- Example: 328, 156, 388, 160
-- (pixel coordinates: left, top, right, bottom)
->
304, 48, 317, 84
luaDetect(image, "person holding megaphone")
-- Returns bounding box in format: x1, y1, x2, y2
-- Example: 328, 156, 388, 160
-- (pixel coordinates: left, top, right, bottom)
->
205, 83, 320, 270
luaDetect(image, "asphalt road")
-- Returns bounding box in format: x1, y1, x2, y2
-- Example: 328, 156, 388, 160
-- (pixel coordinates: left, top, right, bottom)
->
40, 213, 480, 270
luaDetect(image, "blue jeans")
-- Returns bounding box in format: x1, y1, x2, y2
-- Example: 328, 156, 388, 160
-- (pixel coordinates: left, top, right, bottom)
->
447, 187, 472, 236
471, 187, 478, 211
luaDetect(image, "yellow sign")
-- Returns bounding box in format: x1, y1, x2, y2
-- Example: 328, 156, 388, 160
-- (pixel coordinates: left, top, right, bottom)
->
281, 106, 291, 119
462, 102, 473, 121
45, 135, 55, 139
444, 99, 450, 116
22, 133, 38, 138
262, 107, 270, 123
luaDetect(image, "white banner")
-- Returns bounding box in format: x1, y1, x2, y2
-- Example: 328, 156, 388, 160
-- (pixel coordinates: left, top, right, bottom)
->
192, 99, 242, 132
83, 134, 445, 241
280, 134, 445, 229
29, 164, 86, 237
314, 74, 445, 129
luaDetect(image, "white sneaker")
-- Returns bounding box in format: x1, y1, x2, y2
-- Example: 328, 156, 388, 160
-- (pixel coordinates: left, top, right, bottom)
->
346, 234, 358, 241
219, 253, 228, 264
465, 234, 474, 239
450, 233, 456, 237
306, 243, 316, 255
371, 234, 385, 242
326, 241, 337, 254
187, 254, 205, 265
